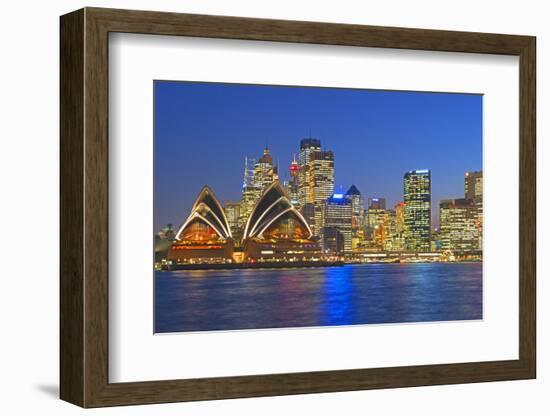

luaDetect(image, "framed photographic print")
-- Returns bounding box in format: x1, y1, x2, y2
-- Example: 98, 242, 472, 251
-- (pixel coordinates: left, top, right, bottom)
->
60, 7, 536, 407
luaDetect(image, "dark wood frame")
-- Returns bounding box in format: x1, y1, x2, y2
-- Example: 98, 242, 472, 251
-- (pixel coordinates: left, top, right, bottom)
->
60, 7, 536, 408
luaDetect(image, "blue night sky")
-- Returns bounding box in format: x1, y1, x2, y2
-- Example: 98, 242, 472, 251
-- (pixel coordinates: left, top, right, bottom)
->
154, 81, 482, 232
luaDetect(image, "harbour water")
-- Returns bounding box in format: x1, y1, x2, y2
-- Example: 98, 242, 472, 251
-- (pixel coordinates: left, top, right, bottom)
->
154, 262, 482, 333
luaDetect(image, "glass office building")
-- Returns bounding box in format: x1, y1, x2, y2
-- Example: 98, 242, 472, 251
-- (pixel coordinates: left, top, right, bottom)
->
403, 169, 431, 252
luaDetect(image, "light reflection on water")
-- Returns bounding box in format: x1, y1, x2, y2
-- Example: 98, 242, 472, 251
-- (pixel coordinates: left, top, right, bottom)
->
154, 263, 482, 333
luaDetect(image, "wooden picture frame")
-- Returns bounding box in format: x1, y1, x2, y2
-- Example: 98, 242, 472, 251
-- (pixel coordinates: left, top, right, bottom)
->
60, 7, 536, 408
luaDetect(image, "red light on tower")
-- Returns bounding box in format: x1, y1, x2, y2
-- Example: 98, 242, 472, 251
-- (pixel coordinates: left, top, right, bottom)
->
289, 154, 299, 177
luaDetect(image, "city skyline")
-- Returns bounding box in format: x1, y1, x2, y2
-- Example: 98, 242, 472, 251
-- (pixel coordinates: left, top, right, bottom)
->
155, 81, 482, 232
154, 80, 483, 334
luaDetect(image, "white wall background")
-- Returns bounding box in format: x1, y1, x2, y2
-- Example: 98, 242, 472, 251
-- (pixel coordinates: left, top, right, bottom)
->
0, 0, 545, 414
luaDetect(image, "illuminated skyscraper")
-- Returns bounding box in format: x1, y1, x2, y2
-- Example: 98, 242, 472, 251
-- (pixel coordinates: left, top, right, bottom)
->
322, 193, 352, 254
465, 171, 483, 200
309, 150, 335, 203
298, 138, 321, 206
239, 156, 258, 228
464, 170, 483, 250
253, 147, 274, 192
240, 148, 277, 229
288, 154, 300, 207
440, 198, 480, 252
346, 184, 364, 231
403, 169, 431, 252
309, 150, 335, 235
366, 197, 386, 240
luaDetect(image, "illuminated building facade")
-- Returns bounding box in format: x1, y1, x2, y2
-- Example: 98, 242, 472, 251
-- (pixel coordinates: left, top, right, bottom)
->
239, 157, 259, 228
346, 184, 364, 231
168, 186, 234, 263
403, 169, 431, 252
309, 150, 335, 235
309, 150, 335, 204
322, 194, 352, 254
374, 209, 396, 251
297, 138, 321, 207
465, 170, 483, 200
393, 202, 406, 251
366, 197, 386, 240
239, 148, 278, 231
243, 181, 321, 261
395, 202, 405, 233
465, 170, 483, 250
254, 147, 274, 192
439, 198, 480, 252
223, 201, 241, 239
288, 154, 300, 207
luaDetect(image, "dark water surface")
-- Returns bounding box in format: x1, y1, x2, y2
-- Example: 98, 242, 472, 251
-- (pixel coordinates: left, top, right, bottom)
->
154, 262, 482, 333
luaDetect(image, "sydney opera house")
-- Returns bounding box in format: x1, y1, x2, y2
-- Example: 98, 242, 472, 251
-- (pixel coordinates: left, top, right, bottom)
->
167, 182, 321, 264
166, 187, 234, 264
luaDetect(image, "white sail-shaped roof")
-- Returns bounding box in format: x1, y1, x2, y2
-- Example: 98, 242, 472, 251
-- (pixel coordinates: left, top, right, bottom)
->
243, 181, 312, 240
175, 186, 232, 241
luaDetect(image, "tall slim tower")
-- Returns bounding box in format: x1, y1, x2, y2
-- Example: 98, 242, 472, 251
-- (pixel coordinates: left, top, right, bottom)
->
253, 147, 274, 193
403, 169, 431, 252
345, 184, 364, 231
464, 170, 483, 250
289, 154, 300, 207
309, 150, 335, 235
239, 157, 258, 228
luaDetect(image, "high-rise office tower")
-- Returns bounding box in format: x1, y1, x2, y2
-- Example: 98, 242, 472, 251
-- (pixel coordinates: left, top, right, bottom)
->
309, 150, 335, 203
464, 170, 483, 250
309, 150, 335, 235
440, 198, 480, 252
465, 171, 483, 201
322, 194, 352, 254
346, 184, 364, 231
253, 147, 274, 193
297, 138, 321, 207
403, 169, 431, 252
239, 156, 258, 227
240, 148, 277, 229
366, 197, 387, 240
